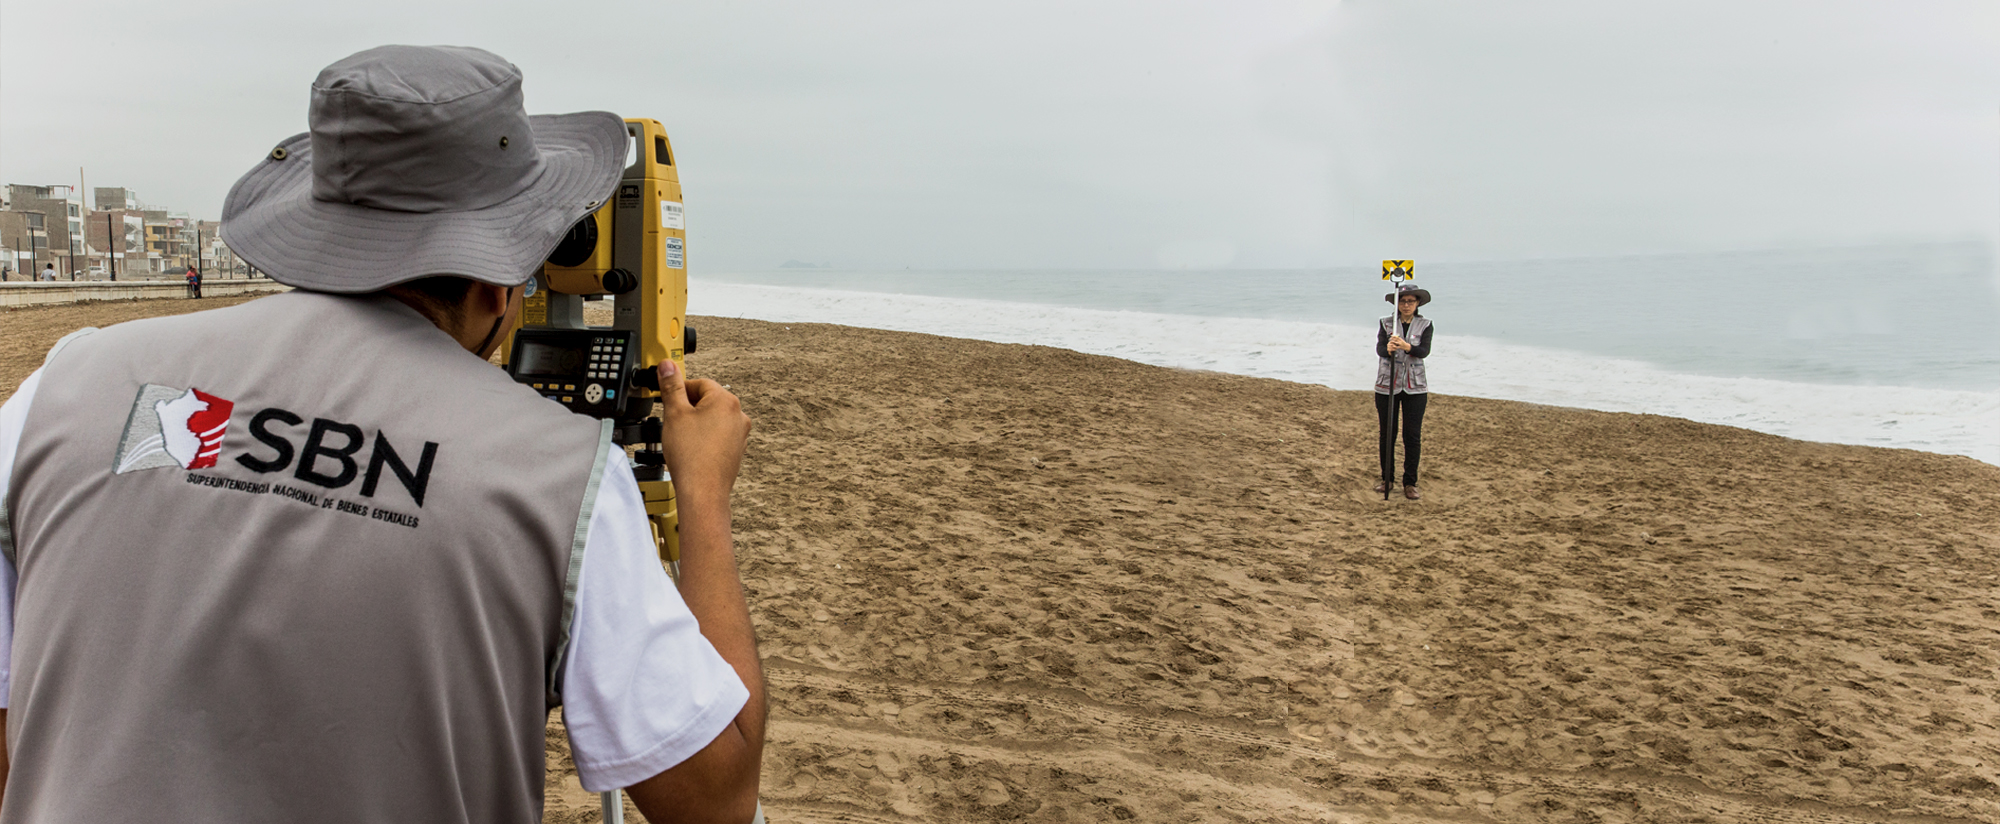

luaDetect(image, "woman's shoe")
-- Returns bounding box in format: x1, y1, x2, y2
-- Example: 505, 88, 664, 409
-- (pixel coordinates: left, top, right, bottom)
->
1403, 485, 1421, 500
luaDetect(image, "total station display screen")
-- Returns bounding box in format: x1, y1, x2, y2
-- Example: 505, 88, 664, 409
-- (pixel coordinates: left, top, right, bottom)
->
515, 340, 588, 377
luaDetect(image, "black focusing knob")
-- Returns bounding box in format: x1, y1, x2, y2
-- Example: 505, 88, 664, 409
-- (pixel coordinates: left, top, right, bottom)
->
683, 324, 697, 355
602, 267, 638, 294
631, 365, 660, 391
634, 449, 666, 467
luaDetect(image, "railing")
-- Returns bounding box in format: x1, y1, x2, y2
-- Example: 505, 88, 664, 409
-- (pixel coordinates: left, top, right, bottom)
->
0, 277, 289, 308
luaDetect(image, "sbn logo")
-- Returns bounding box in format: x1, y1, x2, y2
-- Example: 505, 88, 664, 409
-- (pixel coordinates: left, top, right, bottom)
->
116, 385, 237, 474
234, 408, 440, 507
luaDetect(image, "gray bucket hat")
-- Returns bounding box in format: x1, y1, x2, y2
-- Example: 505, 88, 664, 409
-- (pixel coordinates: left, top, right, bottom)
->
220, 45, 627, 293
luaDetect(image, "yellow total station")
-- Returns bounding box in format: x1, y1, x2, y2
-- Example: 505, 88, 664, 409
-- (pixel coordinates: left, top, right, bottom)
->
500, 117, 693, 575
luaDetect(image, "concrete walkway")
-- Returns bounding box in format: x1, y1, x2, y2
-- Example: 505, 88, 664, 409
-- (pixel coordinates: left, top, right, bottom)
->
0, 278, 288, 308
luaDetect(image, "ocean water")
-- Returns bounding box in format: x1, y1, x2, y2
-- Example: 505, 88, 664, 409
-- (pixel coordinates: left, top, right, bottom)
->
689, 244, 2000, 466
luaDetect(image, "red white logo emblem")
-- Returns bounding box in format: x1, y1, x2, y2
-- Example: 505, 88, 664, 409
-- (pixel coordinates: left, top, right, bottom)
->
115, 384, 236, 474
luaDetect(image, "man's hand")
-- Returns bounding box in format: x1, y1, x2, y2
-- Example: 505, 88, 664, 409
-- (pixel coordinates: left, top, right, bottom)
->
657, 360, 751, 503
628, 359, 765, 823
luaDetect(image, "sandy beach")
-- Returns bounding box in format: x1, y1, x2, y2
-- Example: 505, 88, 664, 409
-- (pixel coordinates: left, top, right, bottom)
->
5, 297, 1997, 823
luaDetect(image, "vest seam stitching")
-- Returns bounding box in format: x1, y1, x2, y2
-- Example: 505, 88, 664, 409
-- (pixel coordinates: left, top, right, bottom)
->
42, 327, 98, 368
0, 496, 13, 570
549, 418, 614, 702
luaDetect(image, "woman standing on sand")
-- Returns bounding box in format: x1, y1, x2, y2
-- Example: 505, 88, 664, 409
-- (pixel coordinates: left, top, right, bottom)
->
1375, 284, 1433, 500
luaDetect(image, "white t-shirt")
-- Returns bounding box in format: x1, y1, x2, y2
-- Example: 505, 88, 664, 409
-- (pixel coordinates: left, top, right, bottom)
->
0, 367, 747, 792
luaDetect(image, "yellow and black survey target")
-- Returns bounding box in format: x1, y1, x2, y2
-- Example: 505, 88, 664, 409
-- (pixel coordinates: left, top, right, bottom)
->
1381, 260, 1414, 280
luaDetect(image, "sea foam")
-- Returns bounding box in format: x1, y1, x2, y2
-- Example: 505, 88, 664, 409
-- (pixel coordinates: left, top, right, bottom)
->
691, 279, 2000, 466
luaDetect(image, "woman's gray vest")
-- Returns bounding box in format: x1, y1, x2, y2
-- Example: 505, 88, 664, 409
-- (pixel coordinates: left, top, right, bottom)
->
0, 291, 614, 823
1374, 315, 1431, 394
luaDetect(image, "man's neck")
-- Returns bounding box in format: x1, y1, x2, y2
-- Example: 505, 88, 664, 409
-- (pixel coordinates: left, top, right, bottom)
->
385, 283, 516, 358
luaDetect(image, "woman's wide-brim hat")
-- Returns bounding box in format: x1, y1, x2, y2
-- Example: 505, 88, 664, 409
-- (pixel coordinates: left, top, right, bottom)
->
220, 45, 628, 293
1385, 284, 1432, 306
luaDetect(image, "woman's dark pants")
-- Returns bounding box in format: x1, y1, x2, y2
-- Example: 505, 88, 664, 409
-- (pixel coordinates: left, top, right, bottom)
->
1375, 391, 1427, 487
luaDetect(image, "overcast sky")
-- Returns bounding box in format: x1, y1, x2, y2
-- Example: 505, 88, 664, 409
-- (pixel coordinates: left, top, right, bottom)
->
2, 1, 1995, 270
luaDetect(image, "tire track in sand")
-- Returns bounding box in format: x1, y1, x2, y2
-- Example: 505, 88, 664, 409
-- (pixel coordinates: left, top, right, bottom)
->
765, 664, 1979, 824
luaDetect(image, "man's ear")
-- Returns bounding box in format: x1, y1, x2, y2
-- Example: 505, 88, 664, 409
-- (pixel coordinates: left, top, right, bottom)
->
469, 281, 514, 319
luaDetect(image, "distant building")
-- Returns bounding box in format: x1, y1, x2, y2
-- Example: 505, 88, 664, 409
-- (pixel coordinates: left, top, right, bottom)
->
196, 220, 239, 275
2, 184, 232, 279
6, 184, 85, 273
0, 208, 53, 276
173, 217, 198, 272
144, 221, 178, 271
95, 187, 141, 212
0, 210, 51, 279
133, 217, 199, 272
87, 208, 152, 276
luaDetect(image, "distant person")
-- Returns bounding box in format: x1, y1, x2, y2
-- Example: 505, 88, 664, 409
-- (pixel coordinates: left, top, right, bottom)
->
1374, 284, 1433, 500
186, 265, 203, 298
39, 263, 57, 282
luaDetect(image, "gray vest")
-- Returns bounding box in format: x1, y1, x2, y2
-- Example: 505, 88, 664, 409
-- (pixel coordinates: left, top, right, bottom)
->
2, 291, 613, 823
1374, 315, 1431, 394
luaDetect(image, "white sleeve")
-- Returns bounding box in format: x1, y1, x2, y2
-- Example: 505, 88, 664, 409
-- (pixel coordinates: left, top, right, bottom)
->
560, 457, 751, 792
0, 368, 46, 709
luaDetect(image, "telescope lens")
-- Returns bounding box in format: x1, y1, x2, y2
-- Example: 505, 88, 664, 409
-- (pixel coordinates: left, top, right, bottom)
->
547, 215, 598, 267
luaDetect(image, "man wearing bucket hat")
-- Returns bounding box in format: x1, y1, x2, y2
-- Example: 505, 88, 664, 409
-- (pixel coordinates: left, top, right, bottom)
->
0, 46, 763, 823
